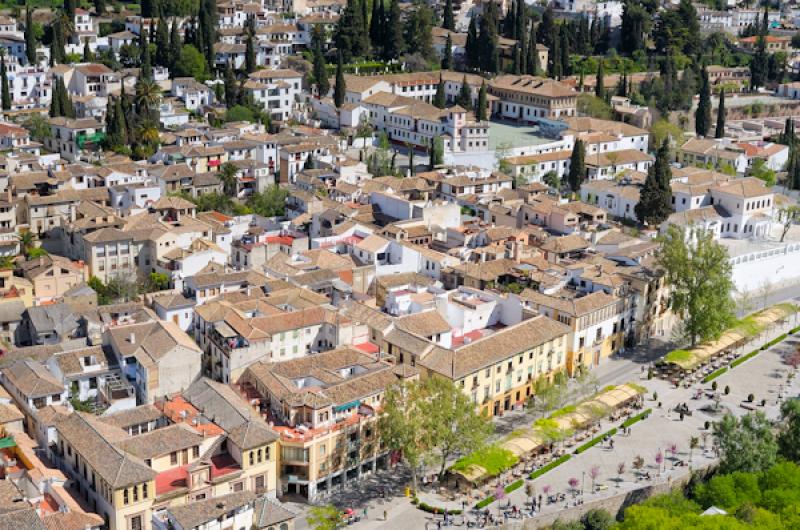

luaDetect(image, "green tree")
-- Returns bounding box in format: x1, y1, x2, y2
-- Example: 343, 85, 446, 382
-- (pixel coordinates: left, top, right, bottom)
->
465, 16, 479, 69
576, 94, 612, 119
369, 0, 385, 52
778, 399, 800, 463
145, 272, 170, 292
94, 0, 106, 14
748, 159, 776, 187
224, 63, 238, 107
333, 53, 345, 108
25, 8, 37, 65
306, 505, 342, 530
695, 66, 712, 137
635, 140, 673, 225
433, 75, 446, 109
429, 137, 444, 169
174, 44, 206, 80
404, 4, 435, 60
22, 113, 51, 142
582, 509, 614, 530
543, 170, 560, 190
715, 89, 726, 138
0, 54, 10, 111
650, 119, 685, 150
476, 81, 487, 121
456, 76, 472, 111
246, 186, 289, 217
620, 1, 649, 55
425, 377, 492, 479
714, 412, 777, 474
567, 139, 585, 192
657, 225, 736, 347
379, 379, 433, 492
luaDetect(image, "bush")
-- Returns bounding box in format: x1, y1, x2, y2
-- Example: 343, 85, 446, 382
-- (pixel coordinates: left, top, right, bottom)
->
653, 391, 658, 401
575, 428, 618, 454
416, 501, 461, 515
747, 393, 755, 403
704, 421, 711, 430
712, 381, 718, 391
724, 385, 730, 395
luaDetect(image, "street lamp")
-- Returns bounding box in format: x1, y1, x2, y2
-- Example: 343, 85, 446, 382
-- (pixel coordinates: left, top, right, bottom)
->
581, 471, 586, 496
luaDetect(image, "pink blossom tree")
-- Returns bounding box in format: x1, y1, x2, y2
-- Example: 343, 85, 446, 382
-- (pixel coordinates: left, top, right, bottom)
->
589, 465, 600, 492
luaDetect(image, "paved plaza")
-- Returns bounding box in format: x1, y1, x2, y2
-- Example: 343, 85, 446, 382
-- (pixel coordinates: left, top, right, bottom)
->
293, 329, 799, 530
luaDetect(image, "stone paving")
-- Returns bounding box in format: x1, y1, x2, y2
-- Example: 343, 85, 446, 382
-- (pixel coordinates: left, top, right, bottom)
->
293, 329, 799, 530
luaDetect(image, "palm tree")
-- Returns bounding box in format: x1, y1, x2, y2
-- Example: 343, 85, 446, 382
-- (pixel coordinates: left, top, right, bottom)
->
136, 121, 160, 145
218, 162, 239, 196
16, 231, 36, 256
134, 78, 162, 117
689, 436, 699, 463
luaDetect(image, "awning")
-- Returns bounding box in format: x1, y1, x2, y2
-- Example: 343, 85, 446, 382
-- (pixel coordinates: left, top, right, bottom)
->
0, 437, 16, 449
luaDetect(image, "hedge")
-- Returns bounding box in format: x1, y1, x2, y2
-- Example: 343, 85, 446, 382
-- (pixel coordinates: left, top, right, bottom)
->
621, 408, 652, 429
761, 333, 788, 350
530, 454, 571, 480
414, 499, 462, 515
575, 427, 618, 454
790, 325, 800, 334
703, 367, 728, 383
473, 478, 529, 509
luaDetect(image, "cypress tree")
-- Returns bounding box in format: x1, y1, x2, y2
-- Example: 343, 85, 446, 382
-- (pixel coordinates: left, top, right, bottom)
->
695, 66, 711, 137
595, 59, 604, 98
519, 17, 528, 74
49, 80, 62, 117
443, 0, 455, 31
169, 20, 181, 72
548, 25, 561, 79
224, 63, 238, 107
198, 0, 217, 69
0, 55, 10, 111
715, 89, 726, 139
466, 16, 479, 70
527, 23, 539, 75
476, 81, 487, 121
112, 97, 128, 146
140, 29, 153, 81
441, 33, 452, 70
616, 66, 627, 97
61, 79, 75, 118
567, 139, 585, 192
141, 0, 153, 17
504, 0, 515, 39
334, 53, 346, 108
791, 148, 800, 190
155, 18, 170, 68
312, 30, 330, 97
94, 0, 106, 15
433, 75, 446, 109
559, 26, 570, 76
25, 8, 37, 65
245, 34, 256, 73
515, 0, 526, 41
750, 35, 768, 92
538, 6, 555, 48
456, 75, 472, 111
65, 0, 76, 18
370, 0, 384, 51
360, 0, 369, 46
478, 0, 499, 73
82, 38, 92, 62
512, 44, 520, 75
635, 140, 673, 225
384, 0, 403, 60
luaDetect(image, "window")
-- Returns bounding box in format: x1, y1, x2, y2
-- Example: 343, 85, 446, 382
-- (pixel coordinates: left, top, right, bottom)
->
123, 488, 129, 505
170, 452, 177, 465
129, 515, 142, 530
